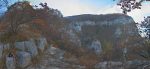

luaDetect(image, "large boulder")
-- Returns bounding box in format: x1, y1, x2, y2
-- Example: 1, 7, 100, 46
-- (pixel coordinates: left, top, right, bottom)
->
15, 42, 25, 51
16, 51, 31, 68
88, 40, 102, 54
6, 56, 15, 69
3, 44, 10, 50
0, 38, 48, 68
48, 46, 65, 59
24, 39, 38, 57
37, 37, 47, 52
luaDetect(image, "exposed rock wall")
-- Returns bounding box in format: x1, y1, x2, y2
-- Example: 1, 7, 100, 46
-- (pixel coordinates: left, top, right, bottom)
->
88, 40, 102, 55
0, 37, 48, 69
65, 14, 140, 57
95, 61, 150, 69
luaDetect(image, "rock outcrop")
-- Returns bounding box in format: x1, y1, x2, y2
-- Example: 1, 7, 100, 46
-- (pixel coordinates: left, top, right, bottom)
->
16, 51, 31, 68
6, 56, 15, 69
95, 61, 150, 69
36, 37, 48, 52
24, 39, 38, 57
15, 42, 25, 51
65, 13, 140, 57
0, 37, 48, 69
88, 40, 102, 55
0, 37, 86, 69
26, 46, 85, 69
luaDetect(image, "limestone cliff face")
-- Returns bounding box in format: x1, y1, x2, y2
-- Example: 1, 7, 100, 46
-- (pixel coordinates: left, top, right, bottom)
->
65, 13, 140, 55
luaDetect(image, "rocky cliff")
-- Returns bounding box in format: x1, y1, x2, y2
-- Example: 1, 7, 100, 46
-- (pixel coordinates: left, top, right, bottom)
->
65, 14, 141, 56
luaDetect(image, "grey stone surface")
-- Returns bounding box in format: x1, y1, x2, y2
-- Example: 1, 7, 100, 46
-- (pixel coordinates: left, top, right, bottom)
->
37, 37, 47, 52
95, 61, 150, 69
6, 57, 15, 69
95, 61, 123, 69
65, 14, 139, 58
26, 46, 85, 69
115, 28, 122, 38
3, 44, 10, 50
88, 40, 102, 54
24, 39, 38, 57
15, 42, 25, 51
16, 51, 31, 68
48, 46, 65, 59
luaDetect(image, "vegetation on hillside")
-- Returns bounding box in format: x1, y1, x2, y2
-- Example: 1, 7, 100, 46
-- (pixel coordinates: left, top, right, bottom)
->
0, 1, 64, 43
0, 0, 150, 69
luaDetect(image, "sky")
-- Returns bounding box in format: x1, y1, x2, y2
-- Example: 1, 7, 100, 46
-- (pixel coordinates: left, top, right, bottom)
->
27, 0, 150, 23
31, 0, 117, 16
0, 0, 150, 23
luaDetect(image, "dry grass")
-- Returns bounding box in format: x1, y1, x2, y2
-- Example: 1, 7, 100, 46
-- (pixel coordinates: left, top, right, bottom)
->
0, 58, 6, 69
78, 53, 99, 69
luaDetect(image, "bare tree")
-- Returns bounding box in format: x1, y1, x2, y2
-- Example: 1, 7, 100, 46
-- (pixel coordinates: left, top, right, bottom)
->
114, 0, 150, 14
140, 16, 150, 39
0, 1, 36, 43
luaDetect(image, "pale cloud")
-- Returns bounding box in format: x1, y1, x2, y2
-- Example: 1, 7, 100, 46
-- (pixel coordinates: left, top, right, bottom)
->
128, 3, 150, 23
34, 0, 121, 16
97, 5, 122, 14
31, 0, 150, 23
97, 5, 141, 22
40, 0, 99, 16
128, 9, 144, 23
97, 3, 150, 23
